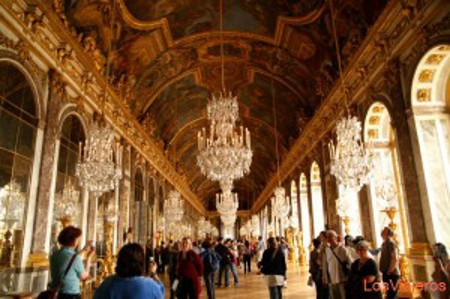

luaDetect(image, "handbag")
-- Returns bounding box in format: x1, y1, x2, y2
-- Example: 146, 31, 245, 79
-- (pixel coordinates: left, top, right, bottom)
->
330, 247, 350, 276
37, 253, 78, 299
307, 275, 314, 287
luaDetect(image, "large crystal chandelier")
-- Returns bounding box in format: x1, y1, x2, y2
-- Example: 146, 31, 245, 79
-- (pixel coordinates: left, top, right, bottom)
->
197, 93, 252, 182
76, 120, 123, 197
271, 187, 290, 220
329, 116, 372, 193
216, 190, 239, 226
55, 179, 80, 221
328, 0, 372, 194
164, 190, 184, 224
197, 217, 219, 238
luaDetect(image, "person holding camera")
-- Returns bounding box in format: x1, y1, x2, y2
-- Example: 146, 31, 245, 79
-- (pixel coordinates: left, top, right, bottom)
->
94, 243, 165, 299
48, 226, 94, 299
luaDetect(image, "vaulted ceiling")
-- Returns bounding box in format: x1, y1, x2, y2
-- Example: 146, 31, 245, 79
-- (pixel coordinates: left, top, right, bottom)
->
67, 0, 387, 210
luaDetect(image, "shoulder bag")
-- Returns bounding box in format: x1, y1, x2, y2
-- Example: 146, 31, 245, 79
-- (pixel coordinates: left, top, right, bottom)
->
330, 247, 350, 276
37, 253, 78, 299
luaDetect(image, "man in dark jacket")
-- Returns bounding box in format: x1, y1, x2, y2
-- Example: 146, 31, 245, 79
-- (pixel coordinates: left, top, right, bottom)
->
215, 237, 233, 288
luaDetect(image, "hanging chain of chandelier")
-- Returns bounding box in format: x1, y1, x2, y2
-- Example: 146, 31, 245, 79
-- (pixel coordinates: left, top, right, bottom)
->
327, 0, 373, 220
197, 0, 253, 229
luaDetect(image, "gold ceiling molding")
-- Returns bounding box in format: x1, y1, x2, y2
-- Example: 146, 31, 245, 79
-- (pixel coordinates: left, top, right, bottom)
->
0, 0, 206, 214
117, 0, 324, 48
251, 0, 444, 213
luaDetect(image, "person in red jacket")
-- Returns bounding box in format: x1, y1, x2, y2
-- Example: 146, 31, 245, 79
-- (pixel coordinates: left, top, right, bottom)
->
177, 237, 204, 299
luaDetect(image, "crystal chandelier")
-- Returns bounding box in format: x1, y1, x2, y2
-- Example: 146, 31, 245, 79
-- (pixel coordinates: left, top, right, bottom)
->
251, 215, 261, 236
375, 174, 397, 209
0, 180, 25, 225
327, 0, 372, 193
197, 217, 219, 238
329, 116, 373, 193
55, 179, 80, 221
76, 119, 123, 197
335, 190, 356, 218
271, 187, 290, 220
197, 92, 252, 182
164, 190, 184, 223
216, 189, 239, 226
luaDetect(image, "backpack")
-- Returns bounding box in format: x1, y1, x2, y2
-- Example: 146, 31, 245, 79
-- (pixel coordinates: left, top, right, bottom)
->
202, 250, 221, 273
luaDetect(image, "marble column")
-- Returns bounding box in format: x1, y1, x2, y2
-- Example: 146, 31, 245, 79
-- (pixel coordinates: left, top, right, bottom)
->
28, 71, 64, 266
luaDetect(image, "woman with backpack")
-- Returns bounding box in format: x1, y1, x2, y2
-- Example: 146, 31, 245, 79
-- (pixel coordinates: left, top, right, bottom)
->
201, 239, 221, 299
176, 237, 204, 299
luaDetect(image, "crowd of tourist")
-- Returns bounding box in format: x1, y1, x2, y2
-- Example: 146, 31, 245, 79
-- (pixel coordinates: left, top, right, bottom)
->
43, 225, 450, 299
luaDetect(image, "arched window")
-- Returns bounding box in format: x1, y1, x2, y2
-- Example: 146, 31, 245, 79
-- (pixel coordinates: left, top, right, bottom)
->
290, 180, 299, 229
310, 162, 325, 237
134, 169, 144, 243
51, 115, 85, 243
411, 45, 450, 247
299, 173, 311, 249
364, 102, 409, 252
0, 62, 38, 266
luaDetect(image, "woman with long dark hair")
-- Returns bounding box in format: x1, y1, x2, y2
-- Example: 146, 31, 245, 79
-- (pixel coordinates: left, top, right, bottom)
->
260, 237, 287, 299
94, 243, 165, 298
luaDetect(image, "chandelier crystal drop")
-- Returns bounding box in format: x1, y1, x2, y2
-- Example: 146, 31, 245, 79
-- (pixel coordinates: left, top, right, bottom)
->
76, 120, 123, 197
55, 180, 80, 220
329, 115, 373, 193
164, 190, 184, 223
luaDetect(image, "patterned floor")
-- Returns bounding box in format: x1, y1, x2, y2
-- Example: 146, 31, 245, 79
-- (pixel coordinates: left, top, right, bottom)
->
163, 262, 316, 299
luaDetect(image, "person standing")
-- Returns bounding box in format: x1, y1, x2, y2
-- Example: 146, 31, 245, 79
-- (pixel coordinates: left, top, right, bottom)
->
319, 231, 331, 299
94, 243, 165, 299
243, 240, 252, 274
325, 230, 352, 299
177, 237, 203, 299
256, 236, 265, 263
310, 238, 324, 299
379, 227, 400, 299
227, 240, 240, 286
348, 241, 381, 299
168, 242, 180, 299
145, 240, 154, 274
200, 239, 220, 299
48, 226, 94, 299
215, 237, 233, 288
431, 243, 450, 299
260, 237, 287, 299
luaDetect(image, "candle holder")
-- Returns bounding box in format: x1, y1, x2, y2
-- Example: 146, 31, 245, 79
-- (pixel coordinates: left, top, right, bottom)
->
58, 215, 72, 229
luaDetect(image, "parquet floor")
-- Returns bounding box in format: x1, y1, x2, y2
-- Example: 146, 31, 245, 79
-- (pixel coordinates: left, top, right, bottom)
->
162, 262, 316, 299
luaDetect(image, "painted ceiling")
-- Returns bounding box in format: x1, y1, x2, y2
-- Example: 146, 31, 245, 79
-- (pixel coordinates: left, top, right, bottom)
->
66, 0, 388, 209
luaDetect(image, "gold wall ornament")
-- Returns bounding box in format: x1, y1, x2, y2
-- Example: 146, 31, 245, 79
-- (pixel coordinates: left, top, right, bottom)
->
416, 88, 431, 102
425, 54, 445, 65
418, 69, 435, 83
97, 221, 115, 285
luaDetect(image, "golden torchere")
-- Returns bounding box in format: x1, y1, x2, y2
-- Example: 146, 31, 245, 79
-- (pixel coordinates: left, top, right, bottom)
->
342, 216, 351, 235
97, 222, 115, 284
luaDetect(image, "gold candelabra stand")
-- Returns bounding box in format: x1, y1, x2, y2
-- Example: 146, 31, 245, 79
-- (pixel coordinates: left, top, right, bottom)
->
342, 216, 351, 235
97, 221, 115, 285
58, 216, 72, 229
296, 230, 306, 266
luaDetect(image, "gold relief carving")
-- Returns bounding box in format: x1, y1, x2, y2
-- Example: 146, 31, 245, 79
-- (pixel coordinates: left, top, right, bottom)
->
372, 105, 384, 113
368, 129, 378, 139
437, 45, 450, 51
418, 69, 435, 83
425, 54, 445, 65
81, 34, 106, 72
417, 89, 431, 102
369, 116, 380, 125
408, 243, 432, 256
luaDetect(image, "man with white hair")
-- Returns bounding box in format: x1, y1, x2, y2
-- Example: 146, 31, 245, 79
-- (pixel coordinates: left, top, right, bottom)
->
325, 230, 352, 299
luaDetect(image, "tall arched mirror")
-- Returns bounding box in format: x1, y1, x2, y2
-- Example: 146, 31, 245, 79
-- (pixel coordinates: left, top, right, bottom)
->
0, 61, 38, 266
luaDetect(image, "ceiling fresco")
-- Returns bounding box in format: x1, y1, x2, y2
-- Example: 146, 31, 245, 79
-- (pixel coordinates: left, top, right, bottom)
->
123, 0, 323, 40
65, 0, 388, 209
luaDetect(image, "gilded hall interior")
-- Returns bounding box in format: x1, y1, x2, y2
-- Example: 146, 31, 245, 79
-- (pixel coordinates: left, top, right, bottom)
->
0, 0, 450, 297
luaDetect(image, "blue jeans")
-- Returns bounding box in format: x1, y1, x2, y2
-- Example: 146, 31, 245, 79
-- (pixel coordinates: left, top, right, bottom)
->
230, 263, 239, 284
204, 271, 215, 299
218, 264, 229, 287
269, 286, 282, 299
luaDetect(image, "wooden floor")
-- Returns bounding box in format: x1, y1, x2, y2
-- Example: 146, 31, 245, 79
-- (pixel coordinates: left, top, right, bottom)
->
162, 262, 316, 299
